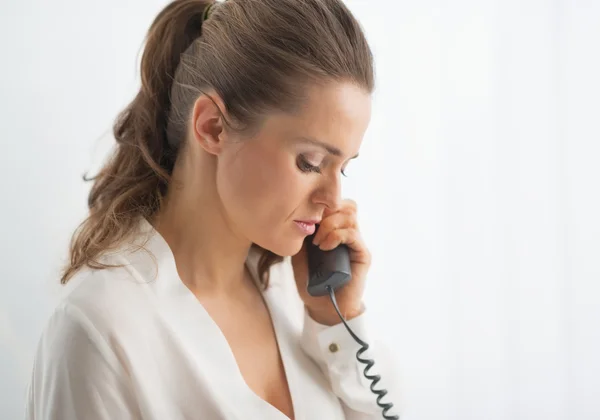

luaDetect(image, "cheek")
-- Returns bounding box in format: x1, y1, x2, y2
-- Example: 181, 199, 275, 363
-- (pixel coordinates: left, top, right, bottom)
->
217, 145, 307, 229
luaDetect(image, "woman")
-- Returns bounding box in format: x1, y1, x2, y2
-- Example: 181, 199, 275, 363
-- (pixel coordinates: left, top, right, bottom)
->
25, 0, 400, 419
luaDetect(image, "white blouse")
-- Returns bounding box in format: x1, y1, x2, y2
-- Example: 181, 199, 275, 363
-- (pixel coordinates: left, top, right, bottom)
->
25, 219, 401, 419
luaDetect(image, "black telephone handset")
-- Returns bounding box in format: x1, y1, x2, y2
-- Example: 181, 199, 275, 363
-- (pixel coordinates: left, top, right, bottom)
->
303, 224, 399, 419
305, 228, 352, 297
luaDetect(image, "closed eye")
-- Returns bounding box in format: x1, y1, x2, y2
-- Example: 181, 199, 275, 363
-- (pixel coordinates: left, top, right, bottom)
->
297, 155, 349, 177
297, 155, 321, 173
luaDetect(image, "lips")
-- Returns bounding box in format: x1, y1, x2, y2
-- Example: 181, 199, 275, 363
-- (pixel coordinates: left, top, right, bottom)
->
294, 220, 318, 235
294, 219, 320, 225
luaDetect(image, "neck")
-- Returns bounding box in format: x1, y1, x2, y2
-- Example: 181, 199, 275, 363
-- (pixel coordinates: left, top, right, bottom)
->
151, 150, 253, 295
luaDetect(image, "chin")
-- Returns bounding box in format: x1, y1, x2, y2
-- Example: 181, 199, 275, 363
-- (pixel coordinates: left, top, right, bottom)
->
265, 241, 304, 258
279, 241, 305, 257
255, 234, 305, 258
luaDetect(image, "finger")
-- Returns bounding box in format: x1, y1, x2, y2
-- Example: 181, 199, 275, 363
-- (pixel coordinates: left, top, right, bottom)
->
318, 227, 366, 258
313, 212, 356, 245
342, 198, 357, 214
318, 228, 371, 265
323, 198, 358, 218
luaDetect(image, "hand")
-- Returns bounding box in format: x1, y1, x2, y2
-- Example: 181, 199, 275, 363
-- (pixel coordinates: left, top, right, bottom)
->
291, 199, 371, 326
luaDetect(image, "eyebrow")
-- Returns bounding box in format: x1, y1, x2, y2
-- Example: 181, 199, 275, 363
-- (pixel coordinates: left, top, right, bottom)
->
294, 136, 359, 159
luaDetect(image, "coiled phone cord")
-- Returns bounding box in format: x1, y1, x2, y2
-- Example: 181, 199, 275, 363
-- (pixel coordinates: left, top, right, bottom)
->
325, 285, 399, 420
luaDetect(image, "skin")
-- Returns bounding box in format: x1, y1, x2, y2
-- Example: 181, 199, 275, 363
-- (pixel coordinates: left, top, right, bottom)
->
152, 81, 372, 418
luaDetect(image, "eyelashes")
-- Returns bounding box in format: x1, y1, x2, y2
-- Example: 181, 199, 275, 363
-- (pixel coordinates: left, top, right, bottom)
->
297, 155, 320, 173
297, 155, 348, 177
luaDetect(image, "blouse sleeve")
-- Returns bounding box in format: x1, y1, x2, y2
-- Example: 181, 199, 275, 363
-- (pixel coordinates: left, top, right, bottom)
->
300, 307, 403, 419
25, 303, 140, 420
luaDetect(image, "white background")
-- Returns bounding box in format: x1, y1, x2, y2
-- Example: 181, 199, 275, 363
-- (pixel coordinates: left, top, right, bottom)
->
1, 0, 599, 419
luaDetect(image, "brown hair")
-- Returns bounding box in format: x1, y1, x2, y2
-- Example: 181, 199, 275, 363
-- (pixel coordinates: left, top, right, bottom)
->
61, 0, 374, 287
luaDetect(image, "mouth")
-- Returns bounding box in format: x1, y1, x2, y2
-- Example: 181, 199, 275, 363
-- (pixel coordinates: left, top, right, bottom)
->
293, 220, 319, 235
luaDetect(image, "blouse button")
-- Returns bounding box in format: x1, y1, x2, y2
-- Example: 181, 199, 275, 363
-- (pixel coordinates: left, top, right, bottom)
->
328, 343, 340, 353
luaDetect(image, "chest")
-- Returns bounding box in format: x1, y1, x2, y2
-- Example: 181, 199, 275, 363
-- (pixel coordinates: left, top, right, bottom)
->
114, 283, 348, 420
200, 288, 295, 419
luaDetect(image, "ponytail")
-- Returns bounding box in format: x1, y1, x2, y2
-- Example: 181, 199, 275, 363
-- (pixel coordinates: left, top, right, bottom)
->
61, 1, 214, 284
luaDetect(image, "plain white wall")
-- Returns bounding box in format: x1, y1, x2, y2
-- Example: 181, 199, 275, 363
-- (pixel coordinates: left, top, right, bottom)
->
1, 1, 599, 419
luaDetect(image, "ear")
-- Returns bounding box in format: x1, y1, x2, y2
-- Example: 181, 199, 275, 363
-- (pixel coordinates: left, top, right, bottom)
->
191, 92, 226, 156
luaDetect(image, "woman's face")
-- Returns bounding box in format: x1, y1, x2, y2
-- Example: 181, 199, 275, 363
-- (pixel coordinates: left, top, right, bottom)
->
216, 82, 371, 256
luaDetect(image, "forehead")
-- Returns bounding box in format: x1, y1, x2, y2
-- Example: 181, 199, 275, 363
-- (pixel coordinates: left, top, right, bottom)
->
300, 82, 372, 125
260, 82, 372, 159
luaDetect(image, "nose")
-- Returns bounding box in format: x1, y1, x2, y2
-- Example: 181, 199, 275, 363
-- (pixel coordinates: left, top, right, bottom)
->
311, 173, 342, 211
